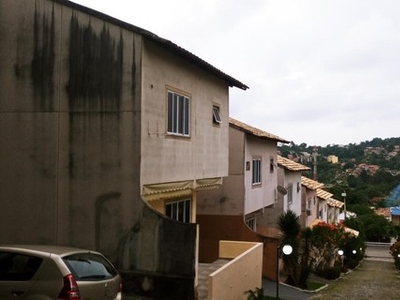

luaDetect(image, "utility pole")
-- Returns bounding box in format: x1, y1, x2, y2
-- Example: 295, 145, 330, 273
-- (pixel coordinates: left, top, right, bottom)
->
342, 192, 347, 221
313, 146, 318, 181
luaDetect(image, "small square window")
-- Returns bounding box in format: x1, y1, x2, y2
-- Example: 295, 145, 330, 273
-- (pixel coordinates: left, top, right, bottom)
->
246, 217, 256, 231
212, 106, 221, 124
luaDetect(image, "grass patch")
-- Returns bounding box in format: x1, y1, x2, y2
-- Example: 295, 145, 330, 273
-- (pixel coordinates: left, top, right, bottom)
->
306, 280, 326, 291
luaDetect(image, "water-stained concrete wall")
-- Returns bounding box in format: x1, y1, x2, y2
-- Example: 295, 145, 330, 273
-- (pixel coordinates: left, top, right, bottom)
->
0, 0, 142, 261
1, 1, 200, 298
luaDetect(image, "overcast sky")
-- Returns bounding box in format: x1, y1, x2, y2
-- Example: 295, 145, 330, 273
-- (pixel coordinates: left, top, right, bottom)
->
72, 0, 400, 146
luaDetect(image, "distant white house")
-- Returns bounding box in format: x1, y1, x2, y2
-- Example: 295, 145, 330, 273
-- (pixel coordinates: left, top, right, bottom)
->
338, 211, 357, 223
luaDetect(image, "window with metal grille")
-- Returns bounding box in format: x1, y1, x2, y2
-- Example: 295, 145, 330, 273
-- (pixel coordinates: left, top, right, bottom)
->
165, 199, 191, 223
167, 91, 190, 136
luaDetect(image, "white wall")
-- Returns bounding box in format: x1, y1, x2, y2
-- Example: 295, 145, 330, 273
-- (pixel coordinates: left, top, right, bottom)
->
244, 135, 278, 214
283, 171, 302, 217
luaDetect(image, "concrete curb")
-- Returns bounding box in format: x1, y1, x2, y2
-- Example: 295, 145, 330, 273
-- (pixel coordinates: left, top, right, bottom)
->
279, 281, 328, 294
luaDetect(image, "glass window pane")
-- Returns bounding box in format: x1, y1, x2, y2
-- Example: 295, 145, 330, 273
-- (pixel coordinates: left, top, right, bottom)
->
0, 252, 43, 281
172, 202, 177, 220
178, 96, 184, 134
213, 106, 221, 123
63, 253, 117, 280
172, 94, 179, 133
165, 203, 172, 218
184, 200, 190, 223
167, 92, 173, 133
184, 97, 189, 135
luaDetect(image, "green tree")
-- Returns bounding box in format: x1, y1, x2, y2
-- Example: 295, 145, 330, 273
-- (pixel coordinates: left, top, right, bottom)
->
359, 214, 391, 242
278, 210, 301, 286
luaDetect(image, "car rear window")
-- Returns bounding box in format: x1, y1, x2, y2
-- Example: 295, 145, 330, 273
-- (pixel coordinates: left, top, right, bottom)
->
62, 253, 117, 281
0, 252, 43, 281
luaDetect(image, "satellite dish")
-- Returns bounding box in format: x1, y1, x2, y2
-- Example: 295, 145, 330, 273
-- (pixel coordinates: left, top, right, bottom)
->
277, 185, 288, 195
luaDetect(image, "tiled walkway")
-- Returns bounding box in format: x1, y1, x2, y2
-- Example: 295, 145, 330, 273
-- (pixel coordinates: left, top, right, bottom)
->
197, 259, 231, 300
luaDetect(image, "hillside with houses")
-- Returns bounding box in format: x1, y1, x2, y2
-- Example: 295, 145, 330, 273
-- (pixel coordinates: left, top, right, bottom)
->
279, 137, 400, 243
279, 137, 400, 205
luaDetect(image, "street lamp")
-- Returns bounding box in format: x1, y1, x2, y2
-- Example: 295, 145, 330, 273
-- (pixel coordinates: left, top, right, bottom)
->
341, 192, 347, 221
276, 244, 293, 299
338, 249, 344, 269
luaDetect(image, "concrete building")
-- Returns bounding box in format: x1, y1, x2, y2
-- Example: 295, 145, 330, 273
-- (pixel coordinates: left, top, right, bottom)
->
327, 198, 344, 224
301, 176, 324, 227
327, 155, 339, 164
197, 118, 289, 280
0, 0, 247, 298
276, 155, 310, 221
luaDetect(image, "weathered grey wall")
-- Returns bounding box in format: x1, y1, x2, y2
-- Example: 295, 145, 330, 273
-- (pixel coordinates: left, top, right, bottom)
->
1, 1, 198, 298
0, 1, 142, 261
197, 126, 245, 215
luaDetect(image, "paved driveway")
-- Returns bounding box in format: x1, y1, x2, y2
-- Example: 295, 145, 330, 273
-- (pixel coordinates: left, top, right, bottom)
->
262, 243, 397, 300
365, 242, 392, 261
309, 244, 398, 300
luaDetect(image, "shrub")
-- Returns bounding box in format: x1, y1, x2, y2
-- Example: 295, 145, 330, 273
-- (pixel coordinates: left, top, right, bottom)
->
314, 266, 341, 280
245, 287, 264, 300
395, 258, 400, 270
310, 222, 344, 272
346, 258, 358, 269
322, 266, 341, 280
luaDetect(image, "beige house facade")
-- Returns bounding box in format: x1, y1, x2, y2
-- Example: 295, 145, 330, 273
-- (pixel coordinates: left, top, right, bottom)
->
301, 176, 324, 227
300, 177, 343, 227
196, 119, 288, 280
197, 118, 289, 230
0, 0, 247, 298
276, 156, 310, 219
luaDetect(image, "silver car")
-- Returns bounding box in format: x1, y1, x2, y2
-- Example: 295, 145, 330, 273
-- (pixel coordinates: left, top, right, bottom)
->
0, 245, 122, 300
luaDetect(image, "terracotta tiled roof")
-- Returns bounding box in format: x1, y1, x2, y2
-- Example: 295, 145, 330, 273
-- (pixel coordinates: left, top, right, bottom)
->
376, 207, 391, 218
301, 176, 324, 190
327, 198, 344, 208
229, 118, 289, 143
277, 155, 310, 172
316, 189, 333, 200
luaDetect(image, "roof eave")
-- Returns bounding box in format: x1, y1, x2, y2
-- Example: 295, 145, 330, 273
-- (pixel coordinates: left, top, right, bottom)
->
56, 0, 248, 90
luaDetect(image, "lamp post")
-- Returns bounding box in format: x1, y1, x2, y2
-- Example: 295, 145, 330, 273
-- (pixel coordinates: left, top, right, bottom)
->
276, 244, 293, 299
341, 192, 347, 221
338, 249, 344, 269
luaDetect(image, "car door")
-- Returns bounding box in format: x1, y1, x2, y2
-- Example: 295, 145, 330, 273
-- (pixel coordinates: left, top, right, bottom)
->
0, 251, 43, 300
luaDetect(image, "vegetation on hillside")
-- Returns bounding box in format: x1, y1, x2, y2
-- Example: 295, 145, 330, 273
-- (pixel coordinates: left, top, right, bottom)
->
279, 137, 400, 242
279, 137, 400, 206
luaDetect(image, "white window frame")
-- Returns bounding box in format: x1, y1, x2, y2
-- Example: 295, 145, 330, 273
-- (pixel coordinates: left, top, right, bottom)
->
252, 158, 262, 185
212, 105, 221, 124
165, 199, 191, 223
167, 90, 190, 136
287, 184, 293, 206
246, 217, 256, 231
307, 198, 312, 210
